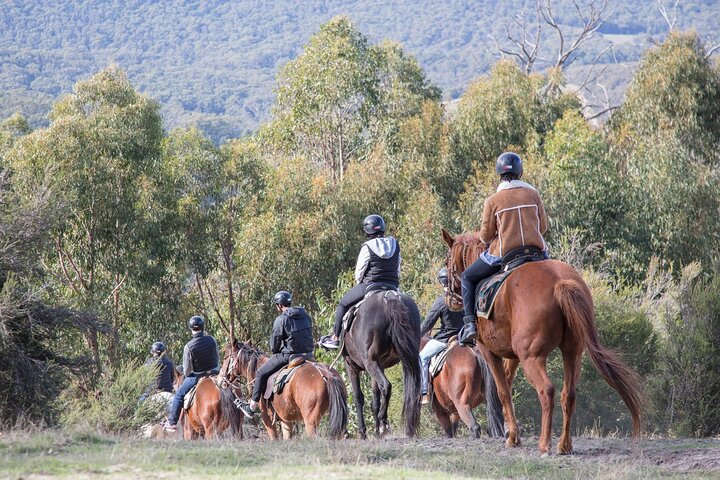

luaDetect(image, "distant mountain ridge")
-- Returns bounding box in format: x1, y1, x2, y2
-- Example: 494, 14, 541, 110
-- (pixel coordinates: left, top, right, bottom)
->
1, 0, 717, 143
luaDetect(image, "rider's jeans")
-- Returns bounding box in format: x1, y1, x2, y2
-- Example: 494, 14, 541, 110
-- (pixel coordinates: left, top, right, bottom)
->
167, 376, 198, 426
419, 339, 447, 394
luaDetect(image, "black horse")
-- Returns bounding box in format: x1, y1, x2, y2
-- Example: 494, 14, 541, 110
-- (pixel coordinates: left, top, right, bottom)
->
342, 290, 421, 438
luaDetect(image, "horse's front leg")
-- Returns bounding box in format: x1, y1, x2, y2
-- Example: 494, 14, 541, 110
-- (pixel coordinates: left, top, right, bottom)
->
260, 402, 278, 440
345, 360, 367, 439
478, 345, 521, 448
280, 421, 293, 440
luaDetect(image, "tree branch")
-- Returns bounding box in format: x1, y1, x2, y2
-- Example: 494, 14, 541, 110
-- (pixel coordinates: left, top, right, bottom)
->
656, 0, 679, 31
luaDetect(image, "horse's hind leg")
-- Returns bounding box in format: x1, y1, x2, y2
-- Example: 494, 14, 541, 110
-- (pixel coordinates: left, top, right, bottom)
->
520, 355, 555, 455
365, 361, 391, 437
455, 403, 480, 439
557, 346, 581, 455
371, 379, 381, 435
346, 361, 367, 439
434, 402, 454, 438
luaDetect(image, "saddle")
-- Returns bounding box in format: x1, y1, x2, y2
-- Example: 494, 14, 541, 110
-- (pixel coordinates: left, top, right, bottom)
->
429, 337, 459, 378
182, 376, 219, 410
476, 246, 546, 318
263, 354, 316, 400
342, 286, 400, 335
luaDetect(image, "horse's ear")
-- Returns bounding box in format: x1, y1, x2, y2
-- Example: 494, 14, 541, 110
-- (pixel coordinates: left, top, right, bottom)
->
441, 228, 455, 248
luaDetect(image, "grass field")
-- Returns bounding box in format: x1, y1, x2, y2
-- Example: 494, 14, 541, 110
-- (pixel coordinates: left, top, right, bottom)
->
2, 430, 720, 479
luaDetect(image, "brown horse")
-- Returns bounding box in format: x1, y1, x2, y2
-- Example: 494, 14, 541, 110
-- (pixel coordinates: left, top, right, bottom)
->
174, 372, 243, 440
420, 336, 504, 439
222, 341, 348, 440
442, 229, 643, 455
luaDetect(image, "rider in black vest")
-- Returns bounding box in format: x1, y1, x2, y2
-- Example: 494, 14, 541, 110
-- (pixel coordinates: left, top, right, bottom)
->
146, 341, 175, 393
239, 291, 315, 417
320, 214, 401, 350
419, 267, 465, 404
163, 316, 219, 432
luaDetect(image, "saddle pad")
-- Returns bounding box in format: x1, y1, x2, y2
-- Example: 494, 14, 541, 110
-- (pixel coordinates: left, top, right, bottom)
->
475, 270, 513, 319
264, 362, 305, 400
429, 343, 452, 378
342, 289, 400, 334
183, 385, 198, 410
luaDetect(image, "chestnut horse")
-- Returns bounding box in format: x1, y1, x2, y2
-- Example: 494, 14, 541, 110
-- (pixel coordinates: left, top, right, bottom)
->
174, 372, 243, 440
442, 229, 643, 455
223, 341, 348, 440
420, 336, 504, 439
342, 291, 421, 438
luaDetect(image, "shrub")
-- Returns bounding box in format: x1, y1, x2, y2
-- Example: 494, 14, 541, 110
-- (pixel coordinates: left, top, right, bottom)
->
650, 267, 720, 437
61, 360, 163, 433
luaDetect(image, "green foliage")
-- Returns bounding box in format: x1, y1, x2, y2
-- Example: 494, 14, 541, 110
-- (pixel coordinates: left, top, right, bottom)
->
61, 361, 163, 433
650, 267, 720, 437
542, 110, 626, 257
612, 32, 720, 164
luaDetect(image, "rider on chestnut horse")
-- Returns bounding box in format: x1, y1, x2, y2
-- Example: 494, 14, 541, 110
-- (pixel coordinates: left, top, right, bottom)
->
459, 152, 548, 345
419, 267, 464, 404
163, 315, 220, 432
238, 290, 315, 417
320, 214, 401, 350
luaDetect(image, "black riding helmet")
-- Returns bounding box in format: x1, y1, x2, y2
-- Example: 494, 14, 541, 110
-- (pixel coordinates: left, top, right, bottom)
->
437, 267, 449, 287
188, 315, 205, 331
272, 290, 292, 307
363, 214, 386, 236
495, 152, 523, 178
150, 341, 166, 355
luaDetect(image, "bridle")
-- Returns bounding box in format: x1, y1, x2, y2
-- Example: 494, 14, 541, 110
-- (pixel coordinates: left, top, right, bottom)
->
445, 239, 480, 309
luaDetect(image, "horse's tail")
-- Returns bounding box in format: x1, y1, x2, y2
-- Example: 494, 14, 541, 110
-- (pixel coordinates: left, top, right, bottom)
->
385, 293, 421, 437
473, 348, 504, 438
219, 386, 243, 439
554, 279, 644, 437
324, 369, 349, 440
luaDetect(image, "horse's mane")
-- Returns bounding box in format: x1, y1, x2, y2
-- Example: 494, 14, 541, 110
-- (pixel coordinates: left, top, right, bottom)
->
454, 231, 484, 246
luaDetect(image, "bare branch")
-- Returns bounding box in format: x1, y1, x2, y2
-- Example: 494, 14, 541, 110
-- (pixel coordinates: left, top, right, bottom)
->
706, 42, 720, 58
488, 4, 543, 74
541, 0, 609, 70
102, 274, 127, 306
585, 105, 620, 120
656, 0, 679, 31
201, 275, 231, 338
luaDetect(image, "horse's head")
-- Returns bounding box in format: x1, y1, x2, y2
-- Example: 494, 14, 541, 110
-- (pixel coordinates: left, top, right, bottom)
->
442, 228, 486, 312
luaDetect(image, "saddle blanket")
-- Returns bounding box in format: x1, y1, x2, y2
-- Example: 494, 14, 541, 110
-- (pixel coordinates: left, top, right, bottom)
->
342, 288, 401, 333
475, 248, 546, 318
263, 357, 308, 400
429, 340, 458, 378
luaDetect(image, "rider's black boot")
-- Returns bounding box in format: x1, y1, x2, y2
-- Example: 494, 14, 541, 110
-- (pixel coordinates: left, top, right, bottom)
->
460, 315, 478, 346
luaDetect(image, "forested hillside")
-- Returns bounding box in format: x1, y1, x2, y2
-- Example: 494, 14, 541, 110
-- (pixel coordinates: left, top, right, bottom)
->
1, 0, 718, 142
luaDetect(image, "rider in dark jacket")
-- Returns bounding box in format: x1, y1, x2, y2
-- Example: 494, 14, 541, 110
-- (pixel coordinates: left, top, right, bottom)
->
145, 342, 175, 393
320, 214, 401, 349
163, 316, 220, 432
419, 268, 464, 403
239, 291, 315, 417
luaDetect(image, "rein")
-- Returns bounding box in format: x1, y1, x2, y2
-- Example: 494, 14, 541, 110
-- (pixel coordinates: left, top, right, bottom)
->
446, 238, 483, 306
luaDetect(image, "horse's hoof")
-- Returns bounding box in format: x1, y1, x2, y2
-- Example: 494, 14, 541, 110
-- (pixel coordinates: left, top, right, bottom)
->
505, 436, 521, 448
557, 445, 574, 455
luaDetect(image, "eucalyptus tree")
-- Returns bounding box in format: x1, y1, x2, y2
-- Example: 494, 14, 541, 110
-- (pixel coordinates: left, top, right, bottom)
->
5, 67, 166, 371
